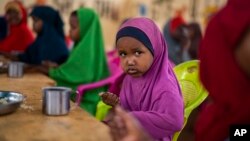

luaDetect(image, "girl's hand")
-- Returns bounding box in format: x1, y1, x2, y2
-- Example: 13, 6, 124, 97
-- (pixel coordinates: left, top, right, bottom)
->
99, 92, 120, 107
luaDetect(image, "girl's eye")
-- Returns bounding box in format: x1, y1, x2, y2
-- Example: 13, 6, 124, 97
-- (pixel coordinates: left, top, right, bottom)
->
135, 51, 142, 56
119, 52, 126, 57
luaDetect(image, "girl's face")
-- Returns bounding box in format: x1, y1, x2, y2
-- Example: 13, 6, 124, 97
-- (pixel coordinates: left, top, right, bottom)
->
117, 37, 154, 77
69, 15, 80, 42
32, 16, 43, 33
171, 25, 189, 42
5, 8, 22, 25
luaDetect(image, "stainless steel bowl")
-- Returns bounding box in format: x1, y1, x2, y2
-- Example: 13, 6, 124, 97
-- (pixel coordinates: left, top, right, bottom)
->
42, 87, 72, 116
0, 91, 25, 115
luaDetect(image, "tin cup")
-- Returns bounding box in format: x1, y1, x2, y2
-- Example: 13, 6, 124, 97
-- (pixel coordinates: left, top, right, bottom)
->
42, 87, 72, 116
8, 62, 24, 78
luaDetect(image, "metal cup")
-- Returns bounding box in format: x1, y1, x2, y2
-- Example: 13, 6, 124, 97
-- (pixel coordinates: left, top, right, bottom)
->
8, 62, 24, 78
42, 87, 71, 116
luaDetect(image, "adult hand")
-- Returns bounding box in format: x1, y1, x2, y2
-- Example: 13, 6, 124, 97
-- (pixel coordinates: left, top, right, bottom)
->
109, 106, 152, 141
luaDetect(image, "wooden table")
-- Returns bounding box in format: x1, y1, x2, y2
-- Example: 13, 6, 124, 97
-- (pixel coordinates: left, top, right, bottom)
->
0, 73, 112, 141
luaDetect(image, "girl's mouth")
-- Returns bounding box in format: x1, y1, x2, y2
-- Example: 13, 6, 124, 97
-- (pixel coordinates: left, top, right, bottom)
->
127, 68, 138, 75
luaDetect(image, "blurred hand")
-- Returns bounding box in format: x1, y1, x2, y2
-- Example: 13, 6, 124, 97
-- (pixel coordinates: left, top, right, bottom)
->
24, 61, 58, 75
99, 92, 120, 107
42, 60, 58, 68
23, 65, 48, 75
0, 51, 18, 61
109, 106, 152, 141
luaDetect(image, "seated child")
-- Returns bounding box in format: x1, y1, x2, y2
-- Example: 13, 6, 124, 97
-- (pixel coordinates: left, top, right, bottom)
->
100, 17, 184, 141
0, 1, 34, 53
18, 6, 69, 65
39, 8, 110, 116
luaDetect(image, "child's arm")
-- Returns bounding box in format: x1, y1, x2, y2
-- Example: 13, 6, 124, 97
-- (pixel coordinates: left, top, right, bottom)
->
128, 92, 184, 139
99, 92, 120, 107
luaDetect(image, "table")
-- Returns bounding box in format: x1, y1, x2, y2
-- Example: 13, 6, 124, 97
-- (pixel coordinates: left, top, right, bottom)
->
0, 73, 112, 141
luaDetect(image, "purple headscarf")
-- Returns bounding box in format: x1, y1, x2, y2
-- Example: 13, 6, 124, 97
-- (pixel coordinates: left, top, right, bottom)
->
117, 18, 184, 141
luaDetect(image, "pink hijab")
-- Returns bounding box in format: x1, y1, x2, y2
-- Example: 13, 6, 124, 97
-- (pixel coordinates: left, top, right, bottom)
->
117, 18, 184, 141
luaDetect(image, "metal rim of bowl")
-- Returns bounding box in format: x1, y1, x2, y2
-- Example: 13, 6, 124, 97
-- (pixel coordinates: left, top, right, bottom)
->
0, 91, 25, 115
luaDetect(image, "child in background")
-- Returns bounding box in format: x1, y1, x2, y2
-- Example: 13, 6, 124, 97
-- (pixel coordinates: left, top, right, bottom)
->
195, 0, 250, 140
100, 17, 184, 141
186, 23, 202, 60
1, 5, 69, 65
163, 14, 189, 65
180, 22, 203, 63
18, 6, 69, 65
40, 8, 109, 116
0, 1, 34, 53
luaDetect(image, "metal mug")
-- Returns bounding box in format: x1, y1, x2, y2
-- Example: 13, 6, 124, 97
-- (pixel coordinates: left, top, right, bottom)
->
8, 62, 24, 78
42, 87, 72, 116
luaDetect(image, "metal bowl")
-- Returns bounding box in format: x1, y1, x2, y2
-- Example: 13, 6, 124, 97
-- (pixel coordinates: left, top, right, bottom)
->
0, 91, 25, 115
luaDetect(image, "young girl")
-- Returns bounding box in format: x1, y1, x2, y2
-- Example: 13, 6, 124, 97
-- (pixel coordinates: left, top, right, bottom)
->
2, 6, 69, 65
0, 1, 34, 53
195, 0, 250, 140
163, 14, 188, 65
186, 22, 202, 60
42, 8, 109, 116
101, 17, 184, 141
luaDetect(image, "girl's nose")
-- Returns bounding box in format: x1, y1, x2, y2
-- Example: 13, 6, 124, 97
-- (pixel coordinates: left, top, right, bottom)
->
127, 57, 135, 66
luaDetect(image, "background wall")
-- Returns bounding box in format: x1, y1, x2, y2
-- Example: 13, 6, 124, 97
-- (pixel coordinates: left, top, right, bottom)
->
0, 0, 227, 51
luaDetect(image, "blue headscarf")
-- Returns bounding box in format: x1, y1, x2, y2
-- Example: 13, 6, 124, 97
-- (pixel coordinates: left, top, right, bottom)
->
0, 17, 7, 40
18, 6, 69, 65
